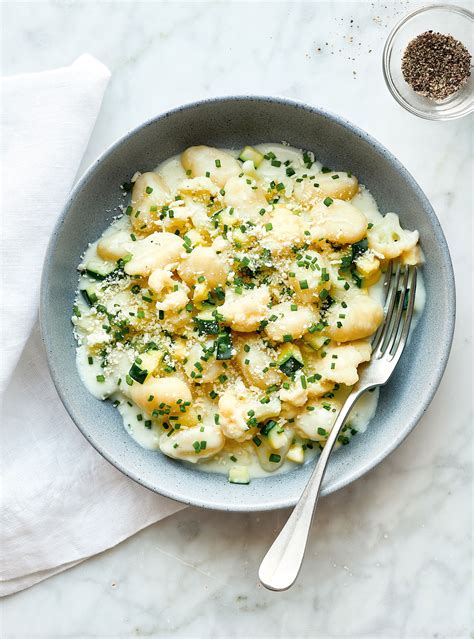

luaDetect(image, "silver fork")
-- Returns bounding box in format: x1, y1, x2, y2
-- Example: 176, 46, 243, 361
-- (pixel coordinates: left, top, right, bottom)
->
259, 261, 417, 591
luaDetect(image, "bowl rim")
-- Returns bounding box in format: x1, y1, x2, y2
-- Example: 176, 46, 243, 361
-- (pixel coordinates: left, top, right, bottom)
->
40, 95, 456, 511
382, 4, 474, 121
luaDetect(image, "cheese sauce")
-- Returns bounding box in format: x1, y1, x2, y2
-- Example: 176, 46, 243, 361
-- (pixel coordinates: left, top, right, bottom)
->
74, 143, 425, 482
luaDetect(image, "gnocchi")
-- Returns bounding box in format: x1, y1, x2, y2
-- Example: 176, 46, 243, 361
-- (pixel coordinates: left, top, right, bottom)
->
294, 170, 359, 205
124, 232, 183, 276
311, 199, 368, 244
181, 146, 241, 188
325, 293, 383, 342
73, 143, 423, 484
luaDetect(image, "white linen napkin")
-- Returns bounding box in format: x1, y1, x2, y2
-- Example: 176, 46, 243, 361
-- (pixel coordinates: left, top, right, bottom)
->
0, 55, 185, 597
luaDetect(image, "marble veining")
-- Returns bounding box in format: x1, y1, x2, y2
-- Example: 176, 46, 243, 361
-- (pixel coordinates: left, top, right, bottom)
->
1, 1, 472, 638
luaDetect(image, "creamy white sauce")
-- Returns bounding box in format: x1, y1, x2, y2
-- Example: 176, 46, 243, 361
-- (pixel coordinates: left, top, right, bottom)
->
73, 142, 425, 481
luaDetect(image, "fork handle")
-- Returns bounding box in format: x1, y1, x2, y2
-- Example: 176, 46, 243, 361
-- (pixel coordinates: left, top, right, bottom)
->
259, 385, 365, 591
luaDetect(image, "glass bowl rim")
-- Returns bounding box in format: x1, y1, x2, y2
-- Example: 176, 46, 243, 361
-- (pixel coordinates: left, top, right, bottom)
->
382, 3, 474, 121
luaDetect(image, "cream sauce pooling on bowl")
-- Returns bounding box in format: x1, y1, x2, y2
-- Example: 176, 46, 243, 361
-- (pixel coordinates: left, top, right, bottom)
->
73, 143, 424, 484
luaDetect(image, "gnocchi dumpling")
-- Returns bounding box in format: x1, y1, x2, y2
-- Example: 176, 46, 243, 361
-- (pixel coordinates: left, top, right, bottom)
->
184, 340, 224, 384
294, 171, 359, 205
220, 286, 271, 332
130, 172, 172, 231
218, 389, 257, 442
159, 424, 225, 462
155, 286, 189, 313
131, 376, 196, 426
294, 399, 341, 440
315, 340, 372, 385
278, 373, 308, 408
235, 336, 281, 390
401, 244, 424, 266
223, 175, 268, 221
132, 172, 171, 206
124, 232, 183, 276
278, 371, 333, 408
288, 250, 332, 302
147, 268, 175, 295
368, 212, 419, 259
262, 206, 306, 253
264, 302, 317, 342
97, 229, 134, 261
177, 176, 219, 198
181, 145, 241, 188
311, 199, 367, 244
178, 246, 229, 289
325, 293, 383, 342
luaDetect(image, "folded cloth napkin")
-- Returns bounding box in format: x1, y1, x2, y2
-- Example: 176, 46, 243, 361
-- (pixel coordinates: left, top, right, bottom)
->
0, 55, 185, 597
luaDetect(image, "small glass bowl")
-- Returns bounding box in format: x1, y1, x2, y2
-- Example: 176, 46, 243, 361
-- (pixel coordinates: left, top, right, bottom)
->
383, 4, 473, 120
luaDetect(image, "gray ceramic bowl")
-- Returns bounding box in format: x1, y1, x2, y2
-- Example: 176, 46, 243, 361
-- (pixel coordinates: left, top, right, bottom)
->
40, 96, 455, 511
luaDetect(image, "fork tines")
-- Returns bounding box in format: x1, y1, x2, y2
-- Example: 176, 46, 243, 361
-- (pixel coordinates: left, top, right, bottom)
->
372, 261, 417, 362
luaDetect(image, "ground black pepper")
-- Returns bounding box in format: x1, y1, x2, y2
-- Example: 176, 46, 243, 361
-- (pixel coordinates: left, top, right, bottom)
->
402, 30, 471, 101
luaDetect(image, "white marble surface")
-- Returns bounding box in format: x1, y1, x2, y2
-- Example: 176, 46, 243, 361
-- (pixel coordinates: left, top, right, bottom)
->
1, 1, 472, 637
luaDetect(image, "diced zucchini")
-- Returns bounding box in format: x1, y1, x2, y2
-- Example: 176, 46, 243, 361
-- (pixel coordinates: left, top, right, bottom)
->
228, 465, 250, 485
80, 285, 99, 306
141, 351, 161, 373
128, 361, 146, 384
238, 145, 264, 168
260, 419, 278, 436
267, 426, 288, 450
128, 351, 161, 384
302, 333, 330, 351
255, 439, 286, 472
85, 257, 116, 280
351, 238, 369, 261
215, 332, 233, 360
194, 310, 219, 335
278, 343, 304, 377
286, 444, 305, 464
